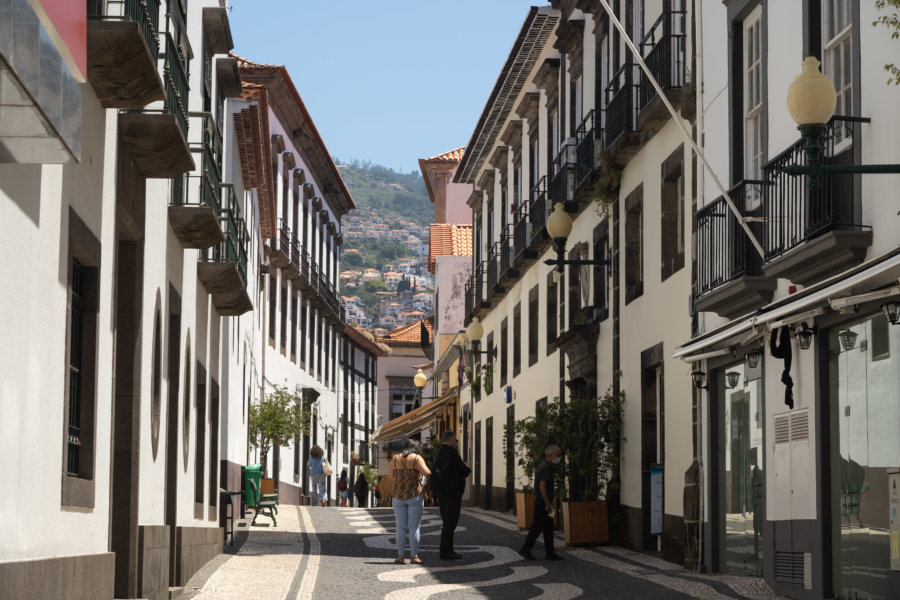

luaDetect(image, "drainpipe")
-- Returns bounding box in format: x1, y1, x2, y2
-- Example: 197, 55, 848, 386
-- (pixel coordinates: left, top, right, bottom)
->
694, 0, 705, 572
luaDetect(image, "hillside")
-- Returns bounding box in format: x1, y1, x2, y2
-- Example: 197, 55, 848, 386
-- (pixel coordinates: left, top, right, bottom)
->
335, 159, 433, 226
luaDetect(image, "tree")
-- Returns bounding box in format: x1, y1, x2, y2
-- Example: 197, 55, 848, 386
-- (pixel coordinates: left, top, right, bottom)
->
396, 275, 411, 293
344, 252, 363, 267
874, 0, 900, 85
249, 384, 311, 477
365, 279, 388, 293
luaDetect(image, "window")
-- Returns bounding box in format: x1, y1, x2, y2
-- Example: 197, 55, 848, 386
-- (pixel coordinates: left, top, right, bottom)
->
529, 135, 539, 192
593, 223, 610, 321
513, 302, 522, 377
208, 384, 219, 512
823, 0, 853, 145
570, 75, 583, 137
390, 380, 417, 419
744, 6, 763, 180
547, 108, 559, 175
290, 291, 298, 361
195, 362, 207, 506
528, 284, 539, 366
500, 319, 508, 387
625, 184, 644, 304
268, 274, 276, 345
63, 209, 100, 508
280, 280, 287, 354
568, 246, 583, 329
546, 272, 558, 353
300, 301, 307, 368
660, 146, 685, 281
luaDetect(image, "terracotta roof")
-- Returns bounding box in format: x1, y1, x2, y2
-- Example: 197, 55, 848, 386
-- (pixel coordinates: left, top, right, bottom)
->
421, 146, 466, 163
428, 224, 473, 272
233, 82, 276, 238
378, 317, 434, 348
419, 146, 465, 204
344, 326, 386, 356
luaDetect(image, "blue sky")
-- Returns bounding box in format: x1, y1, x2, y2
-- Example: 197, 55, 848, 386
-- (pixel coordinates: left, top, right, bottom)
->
229, 1, 539, 174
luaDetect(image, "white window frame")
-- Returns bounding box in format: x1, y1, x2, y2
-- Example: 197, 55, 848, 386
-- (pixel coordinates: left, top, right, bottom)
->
823, 0, 853, 152
743, 5, 764, 185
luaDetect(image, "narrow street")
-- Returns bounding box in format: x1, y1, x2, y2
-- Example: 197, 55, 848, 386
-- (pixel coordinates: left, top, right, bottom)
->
182, 507, 783, 600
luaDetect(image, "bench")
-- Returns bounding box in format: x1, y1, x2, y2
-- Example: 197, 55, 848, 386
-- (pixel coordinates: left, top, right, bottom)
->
248, 479, 278, 526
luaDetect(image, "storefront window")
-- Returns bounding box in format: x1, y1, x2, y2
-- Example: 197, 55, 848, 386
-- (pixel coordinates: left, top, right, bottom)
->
829, 314, 899, 600
717, 362, 764, 575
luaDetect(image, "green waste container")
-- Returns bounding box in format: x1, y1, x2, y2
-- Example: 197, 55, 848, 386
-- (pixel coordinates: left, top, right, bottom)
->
244, 463, 263, 506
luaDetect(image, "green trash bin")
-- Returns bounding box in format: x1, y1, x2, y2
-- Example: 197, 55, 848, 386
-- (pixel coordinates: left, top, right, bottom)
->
244, 463, 263, 506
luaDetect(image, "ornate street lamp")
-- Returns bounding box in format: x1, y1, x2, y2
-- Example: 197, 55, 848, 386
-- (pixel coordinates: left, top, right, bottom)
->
782, 56, 900, 189
465, 317, 496, 359
882, 301, 900, 325
725, 371, 741, 390
838, 329, 858, 352
691, 370, 708, 390
745, 350, 761, 369
543, 203, 610, 273
796, 323, 816, 350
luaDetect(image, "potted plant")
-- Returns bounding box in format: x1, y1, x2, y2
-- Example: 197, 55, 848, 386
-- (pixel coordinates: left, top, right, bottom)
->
559, 384, 625, 545
509, 401, 565, 529
249, 382, 311, 493
482, 361, 494, 395
593, 150, 622, 217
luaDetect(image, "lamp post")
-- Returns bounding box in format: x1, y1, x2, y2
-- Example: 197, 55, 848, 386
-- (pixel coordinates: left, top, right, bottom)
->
543, 203, 610, 273
782, 56, 900, 190
466, 317, 496, 359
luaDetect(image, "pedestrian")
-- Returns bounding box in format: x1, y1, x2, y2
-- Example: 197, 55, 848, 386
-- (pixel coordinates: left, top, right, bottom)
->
337, 469, 349, 507
431, 430, 471, 560
390, 439, 431, 564
519, 444, 563, 561
353, 472, 368, 507
307, 445, 328, 506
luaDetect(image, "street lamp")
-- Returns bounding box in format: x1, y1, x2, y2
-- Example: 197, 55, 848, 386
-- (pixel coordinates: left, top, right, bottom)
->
725, 371, 741, 389
466, 317, 496, 359
691, 370, 708, 390
796, 323, 816, 350
782, 56, 900, 190
413, 368, 438, 407
882, 301, 900, 325
543, 203, 610, 273
745, 350, 761, 369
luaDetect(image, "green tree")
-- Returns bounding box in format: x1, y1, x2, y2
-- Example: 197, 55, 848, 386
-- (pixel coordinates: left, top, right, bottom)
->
344, 252, 363, 267
874, 0, 900, 84
249, 384, 311, 477
397, 275, 411, 293
365, 279, 388, 293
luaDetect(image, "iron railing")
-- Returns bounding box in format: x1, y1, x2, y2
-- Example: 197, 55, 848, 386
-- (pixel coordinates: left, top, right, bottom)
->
549, 144, 576, 206
465, 277, 474, 320
500, 225, 515, 279
174, 124, 221, 211
575, 110, 598, 188
695, 180, 766, 297
604, 63, 637, 147
487, 243, 500, 294
761, 116, 869, 261
513, 203, 530, 264
163, 32, 189, 138
291, 234, 301, 270
202, 209, 248, 289
88, 0, 161, 61
638, 4, 687, 112
528, 176, 548, 247
474, 261, 486, 306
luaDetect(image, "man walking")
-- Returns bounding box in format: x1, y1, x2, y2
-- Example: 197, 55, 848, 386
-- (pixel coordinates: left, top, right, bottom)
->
433, 430, 471, 560
519, 444, 563, 561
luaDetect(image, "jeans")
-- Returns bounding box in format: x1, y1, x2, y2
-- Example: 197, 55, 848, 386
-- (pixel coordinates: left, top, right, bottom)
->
310, 474, 327, 504
392, 494, 424, 557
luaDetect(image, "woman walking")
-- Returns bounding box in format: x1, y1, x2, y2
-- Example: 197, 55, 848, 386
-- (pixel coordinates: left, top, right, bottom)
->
337, 469, 349, 507
353, 472, 368, 507
307, 445, 328, 506
390, 440, 430, 564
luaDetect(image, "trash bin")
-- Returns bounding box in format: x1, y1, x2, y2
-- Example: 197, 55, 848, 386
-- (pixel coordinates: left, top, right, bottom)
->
244, 463, 263, 506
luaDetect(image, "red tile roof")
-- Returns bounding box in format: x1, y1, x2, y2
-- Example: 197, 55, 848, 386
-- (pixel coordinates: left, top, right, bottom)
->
419, 146, 465, 205
428, 224, 473, 272
233, 82, 276, 238
422, 147, 466, 164
378, 317, 434, 348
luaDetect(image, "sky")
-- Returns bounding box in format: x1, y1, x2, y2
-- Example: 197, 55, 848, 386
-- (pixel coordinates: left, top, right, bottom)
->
229, 1, 540, 174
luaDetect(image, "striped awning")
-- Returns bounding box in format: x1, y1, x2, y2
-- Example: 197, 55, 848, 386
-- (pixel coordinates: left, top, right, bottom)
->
371, 388, 458, 445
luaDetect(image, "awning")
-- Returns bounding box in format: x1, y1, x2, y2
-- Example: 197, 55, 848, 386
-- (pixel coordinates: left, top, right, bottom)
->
370, 388, 458, 445
674, 250, 900, 359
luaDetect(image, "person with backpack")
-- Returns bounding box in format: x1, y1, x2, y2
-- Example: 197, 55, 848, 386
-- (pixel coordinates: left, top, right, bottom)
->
337, 469, 349, 507
353, 472, 368, 507
432, 430, 471, 560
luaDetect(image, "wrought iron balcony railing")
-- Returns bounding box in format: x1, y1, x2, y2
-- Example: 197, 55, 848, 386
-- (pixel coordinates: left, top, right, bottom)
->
500, 225, 515, 279
202, 208, 248, 289
575, 110, 598, 188
528, 176, 548, 246
695, 180, 766, 297
88, 0, 161, 59
487, 243, 500, 294
549, 143, 576, 205
162, 32, 189, 139
465, 276, 474, 321
603, 63, 637, 147
474, 261, 486, 306
761, 116, 869, 261
638, 5, 687, 112
513, 203, 530, 264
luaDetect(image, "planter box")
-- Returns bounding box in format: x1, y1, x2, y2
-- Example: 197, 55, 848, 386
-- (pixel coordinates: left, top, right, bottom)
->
562, 500, 609, 545
515, 492, 561, 530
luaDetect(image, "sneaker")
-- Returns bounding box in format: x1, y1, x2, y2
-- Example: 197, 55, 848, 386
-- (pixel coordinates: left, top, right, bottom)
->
518, 548, 536, 560
545, 553, 564, 561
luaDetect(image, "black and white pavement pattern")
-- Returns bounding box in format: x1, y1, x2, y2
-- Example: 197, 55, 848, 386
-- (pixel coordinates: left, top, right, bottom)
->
182, 505, 787, 600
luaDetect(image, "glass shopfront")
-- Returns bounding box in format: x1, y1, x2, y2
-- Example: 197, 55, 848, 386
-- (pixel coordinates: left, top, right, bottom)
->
716, 362, 765, 576
828, 314, 899, 600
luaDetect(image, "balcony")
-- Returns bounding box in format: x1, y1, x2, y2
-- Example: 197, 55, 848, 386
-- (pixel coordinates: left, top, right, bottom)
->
528, 176, 551, 251
168, 114, 225, 248
513, 204, 538, 268
266, 219, 292, 269
118, 32, 193, 178
284, 234, 302, 281
87, 0, 164, 108
761, 116, 872, 286
473, 261, 491, 317
636, 5, 689, 132
296, 244, 312, 291
487, 243, 505, 300
499, 225, 521, 285
603, 64, 641, 167
694, 181, 776, 319
575, 110, 601, 192
198, 208, 252, 316
465, 277, 474, 324
549, 143, 576, 207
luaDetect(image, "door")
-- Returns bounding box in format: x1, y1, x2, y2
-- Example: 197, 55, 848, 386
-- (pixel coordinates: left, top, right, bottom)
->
641, 365, 660, 550
474, 421, 482, 508
485, 417, 493, 511
830, 316, 899, 600
164, 289, 181, 584
506, 406, 515, 511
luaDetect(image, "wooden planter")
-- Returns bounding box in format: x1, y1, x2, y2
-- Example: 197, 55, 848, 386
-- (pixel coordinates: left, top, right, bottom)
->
561, 500, 609, 545
516, 492, 561, 530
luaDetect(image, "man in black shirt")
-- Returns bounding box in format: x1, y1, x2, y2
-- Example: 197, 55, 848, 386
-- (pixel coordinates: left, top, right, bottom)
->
433, 430, 471, 559
519, 444, 563, 561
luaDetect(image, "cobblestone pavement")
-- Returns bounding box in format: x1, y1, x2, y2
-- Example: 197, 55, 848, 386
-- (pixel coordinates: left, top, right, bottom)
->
182, 505, 787, 600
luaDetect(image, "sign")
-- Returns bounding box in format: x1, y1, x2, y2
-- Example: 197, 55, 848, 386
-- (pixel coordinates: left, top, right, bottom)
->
650, 463, 663, 536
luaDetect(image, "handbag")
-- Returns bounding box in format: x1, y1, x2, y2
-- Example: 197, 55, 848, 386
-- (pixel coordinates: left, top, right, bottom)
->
321, 459, 333, 476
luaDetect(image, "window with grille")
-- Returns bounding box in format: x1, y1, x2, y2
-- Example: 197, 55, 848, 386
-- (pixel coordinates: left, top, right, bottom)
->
744, 5, 764, 181
528, 284, 539, 366
67, 260, 85, 476
513, 302, 522, 377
